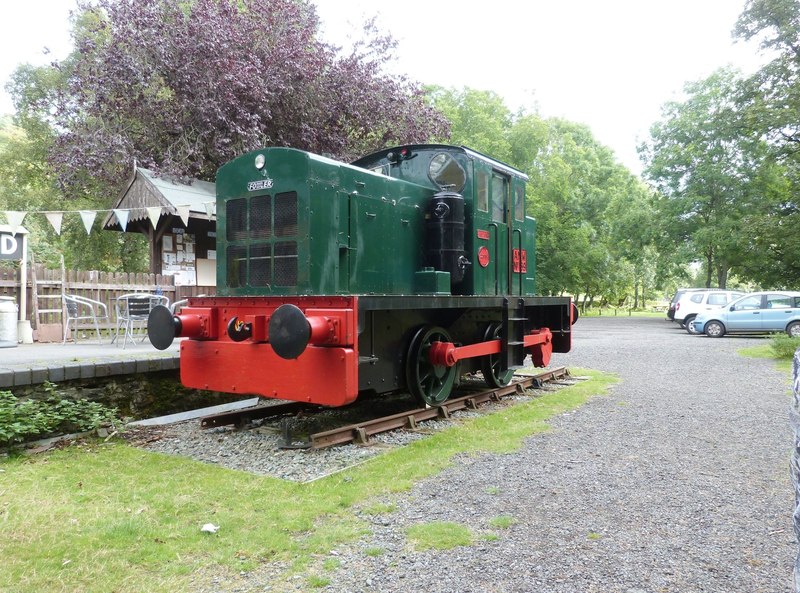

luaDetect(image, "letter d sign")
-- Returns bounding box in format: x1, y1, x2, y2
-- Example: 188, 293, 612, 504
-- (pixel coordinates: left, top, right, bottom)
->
0, 232, 22, 260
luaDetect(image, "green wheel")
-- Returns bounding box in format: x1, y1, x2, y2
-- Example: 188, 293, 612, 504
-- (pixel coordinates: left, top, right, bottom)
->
405, 325, 456, 406
481, 322, 514, 388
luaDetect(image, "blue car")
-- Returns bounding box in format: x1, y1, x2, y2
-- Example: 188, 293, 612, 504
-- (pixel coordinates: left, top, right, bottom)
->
691, 291, 800, 337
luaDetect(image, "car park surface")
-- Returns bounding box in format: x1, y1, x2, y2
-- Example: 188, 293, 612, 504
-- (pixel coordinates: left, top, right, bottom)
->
320, 316, 792, 593
690, 290, 800, 337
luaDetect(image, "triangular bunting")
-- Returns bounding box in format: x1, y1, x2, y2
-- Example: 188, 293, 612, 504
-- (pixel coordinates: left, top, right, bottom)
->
204, 201, 215, 218
79, 210, 97, 235
113, 209, 130, 232
146, 206, 162, 228
176, 205, 191, 227
45, 212, 63, 235
3, 211, 26, 235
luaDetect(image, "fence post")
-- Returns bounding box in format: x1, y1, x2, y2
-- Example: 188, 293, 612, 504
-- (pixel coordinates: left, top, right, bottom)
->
792, 346, 800, 592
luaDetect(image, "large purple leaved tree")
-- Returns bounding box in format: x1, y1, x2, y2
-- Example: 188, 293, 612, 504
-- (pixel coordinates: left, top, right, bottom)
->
49, 0, 449, 190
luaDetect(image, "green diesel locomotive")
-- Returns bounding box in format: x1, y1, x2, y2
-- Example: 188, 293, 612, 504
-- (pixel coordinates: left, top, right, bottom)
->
148, 144, 576, 406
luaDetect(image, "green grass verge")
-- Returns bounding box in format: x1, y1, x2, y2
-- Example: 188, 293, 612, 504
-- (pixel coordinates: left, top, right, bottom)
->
738, 337, 798, 375
0, 369, 615, 593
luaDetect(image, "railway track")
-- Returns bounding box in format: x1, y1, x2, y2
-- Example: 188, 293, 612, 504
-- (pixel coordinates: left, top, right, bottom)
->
197, 367, 574, 449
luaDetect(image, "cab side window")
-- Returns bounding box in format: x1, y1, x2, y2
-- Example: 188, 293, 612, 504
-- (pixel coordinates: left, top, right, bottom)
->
491, 173, 507, 222
514, 185, 525, 222
476, 169, 489, 213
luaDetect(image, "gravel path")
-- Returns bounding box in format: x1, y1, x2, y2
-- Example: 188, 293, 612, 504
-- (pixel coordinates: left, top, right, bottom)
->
148, 315, 794, 592
305, 316, 794, 592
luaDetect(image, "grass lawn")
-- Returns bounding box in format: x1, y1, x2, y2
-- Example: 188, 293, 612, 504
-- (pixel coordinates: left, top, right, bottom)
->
739, 343, 794, 374
1, 369, 616, 593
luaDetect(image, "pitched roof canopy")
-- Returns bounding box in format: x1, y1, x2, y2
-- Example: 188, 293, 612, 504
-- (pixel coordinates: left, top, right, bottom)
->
103, 167, 216, 230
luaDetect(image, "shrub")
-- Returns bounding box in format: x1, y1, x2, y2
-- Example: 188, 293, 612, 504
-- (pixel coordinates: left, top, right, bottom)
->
769, 335, 800, 360
0, 388, 120, 448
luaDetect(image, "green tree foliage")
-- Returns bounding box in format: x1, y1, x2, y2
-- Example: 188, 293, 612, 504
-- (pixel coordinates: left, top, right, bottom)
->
640, 68, 774, 289
531, 119, 656, 306
605, 179, 659, 307
735, 0, 800, 159
428, 87, 513, 161
640, 1, 800, 290
732, 0, 800, 287
0, 115, 149, 271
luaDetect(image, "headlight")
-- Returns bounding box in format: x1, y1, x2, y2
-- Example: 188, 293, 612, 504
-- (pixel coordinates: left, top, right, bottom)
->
254, 154, 266, 169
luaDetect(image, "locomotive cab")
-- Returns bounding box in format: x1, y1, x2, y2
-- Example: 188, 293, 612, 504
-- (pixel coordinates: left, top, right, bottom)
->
352, 145, 536, 298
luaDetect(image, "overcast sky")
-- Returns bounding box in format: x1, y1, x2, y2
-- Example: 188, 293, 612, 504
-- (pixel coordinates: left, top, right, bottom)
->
0, 0, 771, 175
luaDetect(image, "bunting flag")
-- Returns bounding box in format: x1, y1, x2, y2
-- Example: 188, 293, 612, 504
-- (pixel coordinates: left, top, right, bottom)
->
146, 206, 162, 229
79, 210, 97, 235
176, 205, 191, 227
3, 211, 26, 235
1, 203, 212, 237
113, 209, 130, 232
44, 211, 63, 235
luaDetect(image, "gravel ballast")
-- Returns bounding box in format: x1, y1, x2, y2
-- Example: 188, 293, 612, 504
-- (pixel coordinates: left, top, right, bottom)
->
142, 316, 796, 592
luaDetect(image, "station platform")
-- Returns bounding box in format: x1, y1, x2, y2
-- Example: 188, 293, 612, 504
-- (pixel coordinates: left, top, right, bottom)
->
0, 338, 181, 389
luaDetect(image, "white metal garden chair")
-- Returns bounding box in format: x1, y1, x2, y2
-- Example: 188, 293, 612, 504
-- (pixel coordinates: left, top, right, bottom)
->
62, 294, 110, 344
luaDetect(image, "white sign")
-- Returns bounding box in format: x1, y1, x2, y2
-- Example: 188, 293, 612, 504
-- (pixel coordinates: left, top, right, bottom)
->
0, 232, 23, 260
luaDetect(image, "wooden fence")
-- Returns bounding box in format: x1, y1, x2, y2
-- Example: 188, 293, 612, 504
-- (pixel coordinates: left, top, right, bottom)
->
0, 264, 215, 340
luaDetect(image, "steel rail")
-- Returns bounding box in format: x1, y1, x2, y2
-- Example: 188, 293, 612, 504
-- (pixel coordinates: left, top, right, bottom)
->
309, 366, 571, 449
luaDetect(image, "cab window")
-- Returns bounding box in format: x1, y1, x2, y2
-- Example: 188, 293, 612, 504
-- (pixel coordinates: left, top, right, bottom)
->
428, 153, 466, 192
491, 174, 507, 222
476, 169, 489, 212
514, 185, 525, 222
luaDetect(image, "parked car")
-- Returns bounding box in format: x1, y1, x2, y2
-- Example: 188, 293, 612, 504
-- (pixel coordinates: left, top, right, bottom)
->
690, 291, 800, 337
666, 288, 699, 321
674, 289, 746, 333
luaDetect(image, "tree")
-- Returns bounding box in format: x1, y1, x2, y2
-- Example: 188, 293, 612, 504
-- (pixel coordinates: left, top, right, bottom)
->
732, 0, 800, 287
527, 118, 649, 302
18, 0, 449, 194
735, 0, 800, 159
640, 68, 770, 288
605, 179, 659, 308
427, 86, 513, 161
